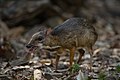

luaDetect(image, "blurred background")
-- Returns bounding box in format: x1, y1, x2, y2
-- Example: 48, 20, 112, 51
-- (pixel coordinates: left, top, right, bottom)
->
1, 0, 120, 36
1, 0, 120, 35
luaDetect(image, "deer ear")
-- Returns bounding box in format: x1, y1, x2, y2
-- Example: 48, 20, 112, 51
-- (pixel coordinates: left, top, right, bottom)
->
45, 28, 52, 35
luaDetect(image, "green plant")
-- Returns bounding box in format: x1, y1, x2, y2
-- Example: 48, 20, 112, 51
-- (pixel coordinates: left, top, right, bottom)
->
70, 63, 80, 74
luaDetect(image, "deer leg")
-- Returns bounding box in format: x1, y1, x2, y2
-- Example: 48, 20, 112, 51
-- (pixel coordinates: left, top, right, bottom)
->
77, 49, 85, 64
55, 48, 64, 70
88, 47, 93, 71
55, 54, 60, 70
70, 47, 75, 67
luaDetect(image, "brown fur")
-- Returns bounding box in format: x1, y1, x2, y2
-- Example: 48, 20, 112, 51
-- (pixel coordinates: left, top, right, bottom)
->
27, 18, 98, 70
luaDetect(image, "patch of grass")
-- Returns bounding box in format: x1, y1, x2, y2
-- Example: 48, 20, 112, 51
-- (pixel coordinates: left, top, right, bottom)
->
70, 63, 80, 74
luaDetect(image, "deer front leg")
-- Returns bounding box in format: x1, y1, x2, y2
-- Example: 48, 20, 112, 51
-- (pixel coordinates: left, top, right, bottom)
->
69, 47, 75, 67
55, 47, 64, 70
55, 54, 60, 70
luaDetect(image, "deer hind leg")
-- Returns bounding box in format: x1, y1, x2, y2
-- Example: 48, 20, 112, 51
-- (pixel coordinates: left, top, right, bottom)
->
87, 47, 93, 71
77, 49, 85, 64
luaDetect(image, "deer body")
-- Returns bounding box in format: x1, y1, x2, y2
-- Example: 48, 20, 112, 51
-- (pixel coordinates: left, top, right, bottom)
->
26, 18, 98, 70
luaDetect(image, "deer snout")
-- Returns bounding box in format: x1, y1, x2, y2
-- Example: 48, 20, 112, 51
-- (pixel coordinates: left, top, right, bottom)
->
26, 44, 34, 48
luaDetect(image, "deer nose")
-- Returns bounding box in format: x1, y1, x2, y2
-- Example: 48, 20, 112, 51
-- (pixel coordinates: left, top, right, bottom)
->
26, 44, 33, 48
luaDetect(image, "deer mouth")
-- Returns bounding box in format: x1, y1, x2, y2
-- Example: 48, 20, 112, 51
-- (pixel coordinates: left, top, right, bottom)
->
26, 43, 43, 52
26, 44, 38, 52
